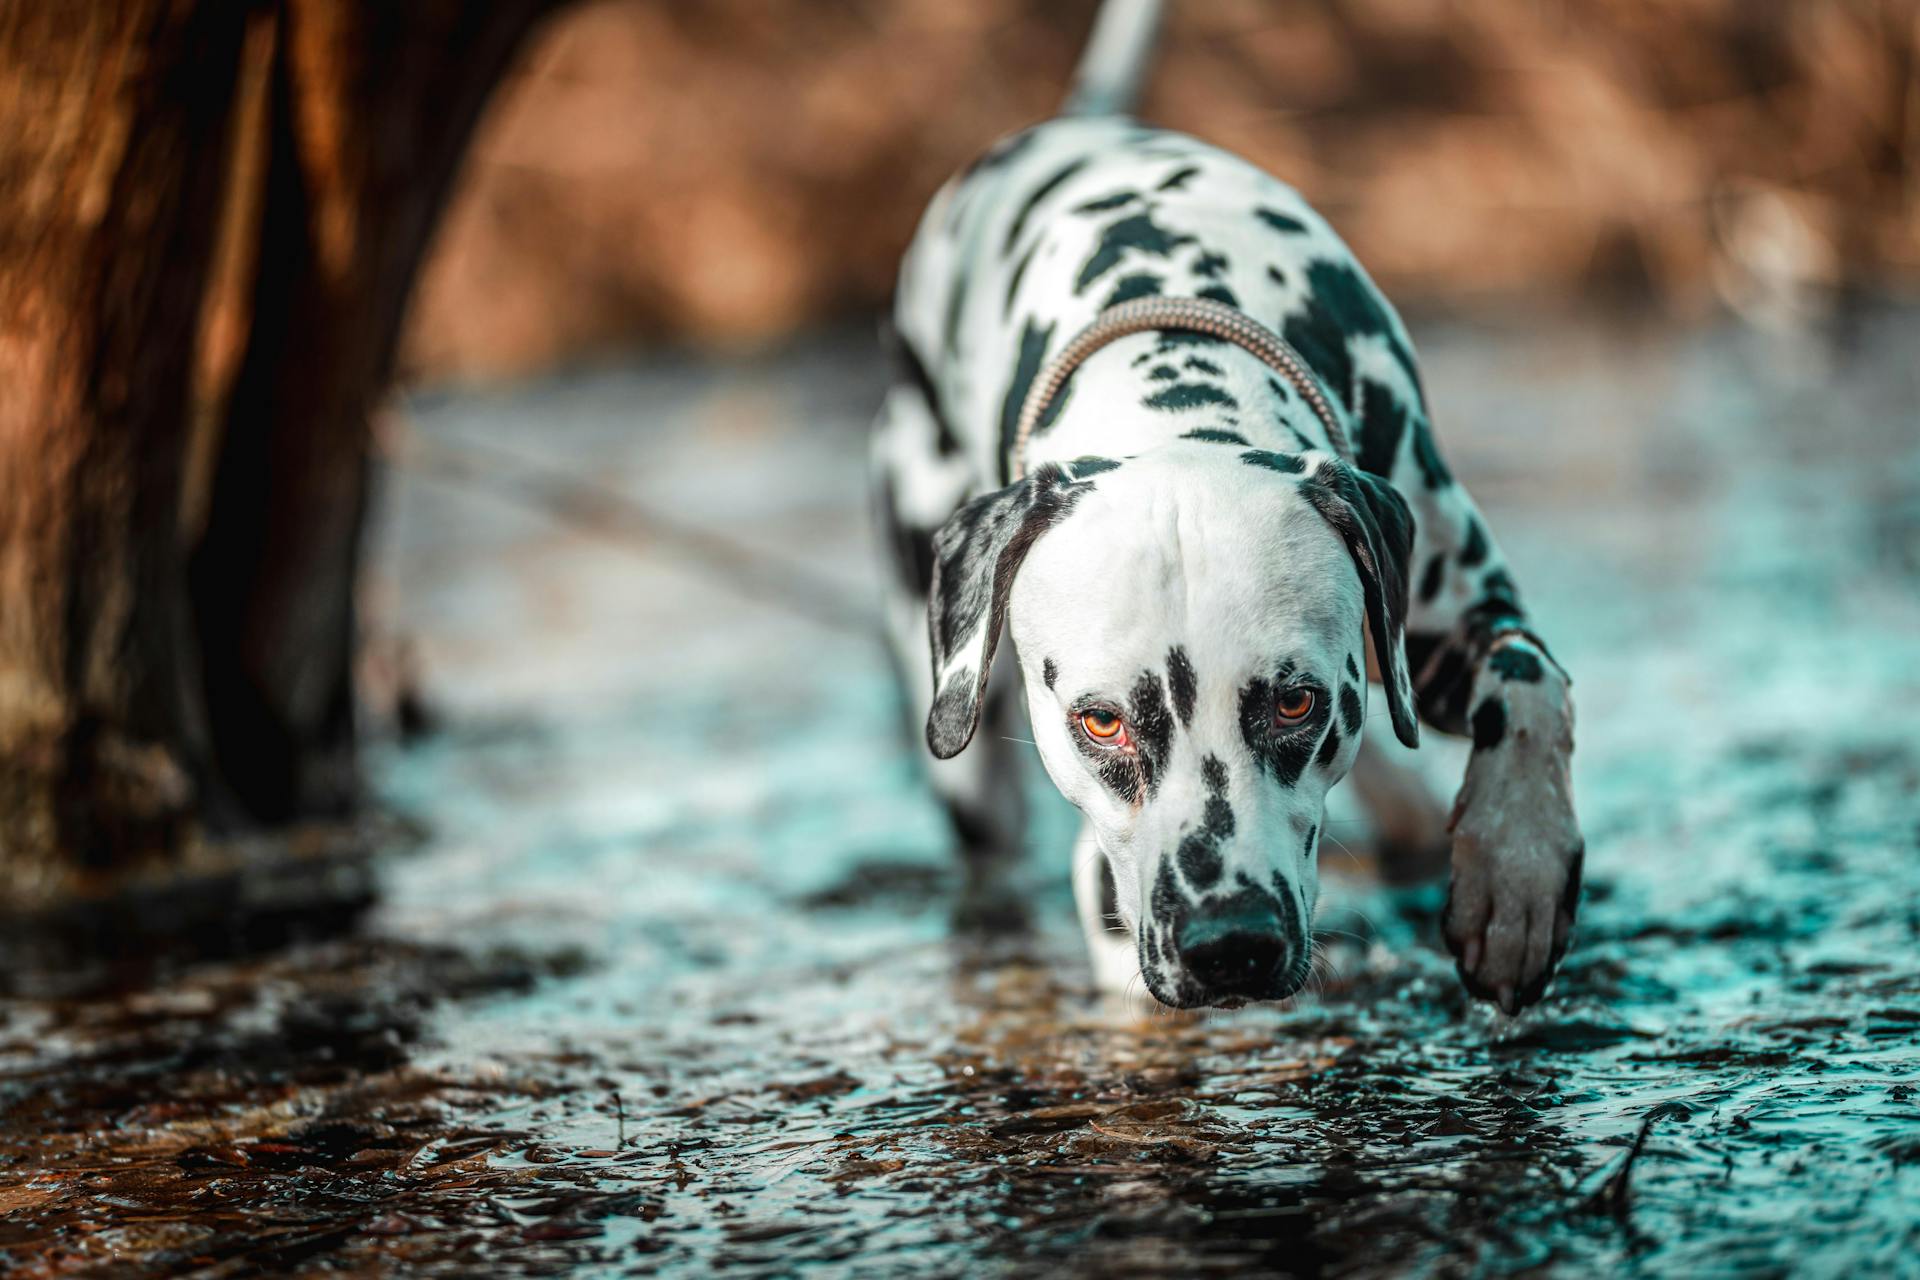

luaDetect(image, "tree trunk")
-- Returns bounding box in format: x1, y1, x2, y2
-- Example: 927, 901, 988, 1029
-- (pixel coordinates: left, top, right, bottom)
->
0, 0, 552, 890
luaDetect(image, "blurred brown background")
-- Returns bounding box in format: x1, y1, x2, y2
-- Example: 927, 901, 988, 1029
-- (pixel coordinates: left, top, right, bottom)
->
402, 0, 1919, 381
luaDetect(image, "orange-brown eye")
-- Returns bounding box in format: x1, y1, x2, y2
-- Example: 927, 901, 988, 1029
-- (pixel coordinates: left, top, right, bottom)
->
1274, 688, 1315, 725
1081, 709, 1124, 741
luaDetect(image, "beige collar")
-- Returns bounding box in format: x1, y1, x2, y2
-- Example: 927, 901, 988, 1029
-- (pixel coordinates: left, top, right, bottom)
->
1011, 296, 1352, 480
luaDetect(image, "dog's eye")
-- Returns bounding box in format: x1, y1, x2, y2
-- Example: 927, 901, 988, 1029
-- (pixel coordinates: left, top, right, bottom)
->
1080, 709, 1125, 742
1274, 688, 1315, 726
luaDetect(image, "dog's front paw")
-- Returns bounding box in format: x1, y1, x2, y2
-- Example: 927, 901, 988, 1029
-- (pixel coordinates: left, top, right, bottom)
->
1443, 745, 1583, 1013
1442, 640, 1583, 1014
1445, 827, 1582, 1014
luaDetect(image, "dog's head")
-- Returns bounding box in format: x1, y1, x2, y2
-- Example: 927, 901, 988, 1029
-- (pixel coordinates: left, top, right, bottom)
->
926, 443, 1416, 1008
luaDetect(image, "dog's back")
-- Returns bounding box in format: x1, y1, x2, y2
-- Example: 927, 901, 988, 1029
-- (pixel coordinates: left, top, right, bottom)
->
890, 4, 1426, 501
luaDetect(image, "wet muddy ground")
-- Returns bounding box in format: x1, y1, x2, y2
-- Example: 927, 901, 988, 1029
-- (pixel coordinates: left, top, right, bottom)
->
4, 308, 1918, 1277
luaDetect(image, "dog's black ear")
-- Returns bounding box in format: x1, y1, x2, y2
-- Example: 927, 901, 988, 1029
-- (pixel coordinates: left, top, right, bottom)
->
926, 461, 1108, 758
1298, 455, 1420, 749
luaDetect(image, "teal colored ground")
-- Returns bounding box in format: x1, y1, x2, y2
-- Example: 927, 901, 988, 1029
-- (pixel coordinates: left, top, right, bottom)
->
3, 309, 1917, 1276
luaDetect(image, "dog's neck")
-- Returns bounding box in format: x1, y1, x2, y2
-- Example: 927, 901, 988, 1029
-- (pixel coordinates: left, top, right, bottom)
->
1016, 329, 1341, 474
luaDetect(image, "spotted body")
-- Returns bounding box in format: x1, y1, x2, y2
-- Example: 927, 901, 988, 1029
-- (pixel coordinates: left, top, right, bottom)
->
872, 0, 1583, 1014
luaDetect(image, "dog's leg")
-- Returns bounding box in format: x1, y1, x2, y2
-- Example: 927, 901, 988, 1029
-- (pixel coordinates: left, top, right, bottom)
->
1403, 489, 1582, 1011
1347, 733, 1450, 884
1434, 632, 1580, 1013
871, 369, 1027, 872
1364, 379, 1583, 1013
1071, 819, 1138, 996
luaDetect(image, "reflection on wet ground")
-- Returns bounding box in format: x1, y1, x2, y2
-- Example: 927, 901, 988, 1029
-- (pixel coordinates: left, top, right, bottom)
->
3, 310, 1918, 1276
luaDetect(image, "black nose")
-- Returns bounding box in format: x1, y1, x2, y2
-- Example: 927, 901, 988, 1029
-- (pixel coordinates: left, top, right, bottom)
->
1176, 894, 1294, 999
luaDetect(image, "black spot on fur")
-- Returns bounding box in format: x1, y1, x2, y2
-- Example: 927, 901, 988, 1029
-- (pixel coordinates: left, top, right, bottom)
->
1405, 611, 1548, 737
1099, 861, 1123, 931
1145, 383, 1238, 412
1175, 757, 1236, 890
1184, 356, 1224, 376
1419, 552, 1446, 605
1267, 265, 1288, 288
1346, 654, 1361, 680
1167, 646, 1197, 727
1479, 570, 1522, 614
1281, 259, 1422, 415
1151, 331, 1225, 351
1176, 829, 1223, 888
1265, 375, 1291, 404
997, 319, 1053, 482
1315, 721, 1343, 769
1075, 212, 1197, 294
946, 129, 1040, 233
1471, 696, 1508, 749
1104, 272, 1163, 308
1043, 657, 1058, 689
1002, 158, 1089, 255
942, 269, 970, 358
1238, 669, 1326, 788
1256, 207, 1310, 234
1193, 250, 1228, 278
1412, 424, 1453, 488
1406, 630, 1468, 730
1241, 449, 1305, 475
1197, 283, 1239, 306
1152, 859, 1187, 931
1033, 370, 1076, 435
1459, 516, 1489, 567
960, 126, 1038, 180
1183, 428, 1249, 445
883, 322, 959, 456
1003, 243, 1037, 317
1339, 684, 1363, 735
1149, 365, 1180, 383
1075, 189, 1140, 214
1157, 164, 1200, 192
1078, 732, 1144, 806
877, 471, 937, 597
1129, 671, 1175, 798
1354, 376, 1410, 479
1488, 645, 1544, 683
1064, 455, 1121, 479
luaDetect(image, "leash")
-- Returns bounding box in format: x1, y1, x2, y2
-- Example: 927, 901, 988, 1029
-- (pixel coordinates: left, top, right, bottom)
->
1010, 296, 1352, 480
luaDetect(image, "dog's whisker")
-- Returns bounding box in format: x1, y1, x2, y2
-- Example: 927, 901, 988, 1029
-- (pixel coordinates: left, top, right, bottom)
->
1324, 832, 1364, 870
1315, 926, 1371, 945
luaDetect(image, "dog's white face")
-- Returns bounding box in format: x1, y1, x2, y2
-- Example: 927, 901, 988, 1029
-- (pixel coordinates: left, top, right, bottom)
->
924, 442, 1418, 1009
1008, 447, 1365, 1006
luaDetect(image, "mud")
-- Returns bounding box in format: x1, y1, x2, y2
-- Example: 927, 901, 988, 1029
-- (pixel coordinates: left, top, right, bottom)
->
3, 310, 1918, 1277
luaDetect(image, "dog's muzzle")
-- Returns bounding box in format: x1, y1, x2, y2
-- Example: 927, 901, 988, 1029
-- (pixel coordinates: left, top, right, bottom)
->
1169, 887, 1306, 1003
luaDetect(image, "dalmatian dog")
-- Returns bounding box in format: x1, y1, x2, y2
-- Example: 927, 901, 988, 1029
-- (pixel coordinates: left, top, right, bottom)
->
871, 0, 1582, 1013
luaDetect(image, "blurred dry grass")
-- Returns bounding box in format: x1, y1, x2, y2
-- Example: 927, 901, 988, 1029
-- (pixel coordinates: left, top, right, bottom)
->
400, 0, 1919, 380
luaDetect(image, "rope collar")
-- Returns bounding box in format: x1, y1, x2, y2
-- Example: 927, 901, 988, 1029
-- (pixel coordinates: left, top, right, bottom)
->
1010, 296, 1351, 481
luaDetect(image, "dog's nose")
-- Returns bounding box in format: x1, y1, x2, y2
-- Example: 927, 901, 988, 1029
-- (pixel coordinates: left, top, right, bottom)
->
1176, 896, 1294, 999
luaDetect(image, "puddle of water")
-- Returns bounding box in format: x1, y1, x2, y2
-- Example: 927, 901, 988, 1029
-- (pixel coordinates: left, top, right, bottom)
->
2, 315, 1918, 1276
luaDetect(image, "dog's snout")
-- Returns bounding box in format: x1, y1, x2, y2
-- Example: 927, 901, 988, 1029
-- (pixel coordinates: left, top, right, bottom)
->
1174, 891, 1298, 1000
